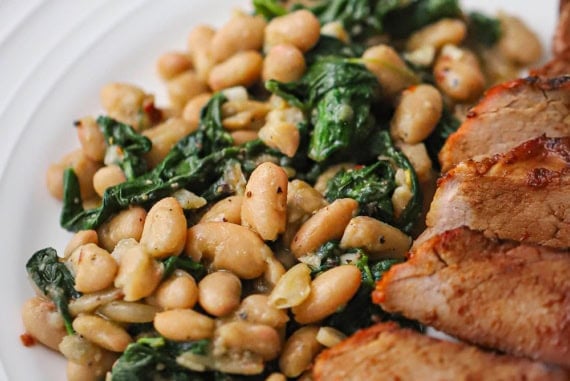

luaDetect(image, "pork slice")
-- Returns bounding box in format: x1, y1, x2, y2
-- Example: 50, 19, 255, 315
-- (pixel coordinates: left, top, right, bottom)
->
313, 322, 568, 381
373, 227, 570, 368
421, 136, 570, 249
438, 75, 570, 172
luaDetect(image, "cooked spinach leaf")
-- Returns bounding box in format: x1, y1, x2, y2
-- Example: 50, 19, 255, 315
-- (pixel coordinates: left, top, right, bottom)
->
26, 248, 80, 334
252, 0, 287, 19
305, 35, 366, 64
60, 94, 250, 232
371, 258, 402, 281
162, 256, 206, 281
324, 131, 421, 233
380, 0, 462, 38
110, 337, 209, 381
296, 0, 461, 41
305, 245, 417, 335
325, 161, 396, 223
467, 11, 502, 47
97, 116, 152, 180
267, 57, 378, 162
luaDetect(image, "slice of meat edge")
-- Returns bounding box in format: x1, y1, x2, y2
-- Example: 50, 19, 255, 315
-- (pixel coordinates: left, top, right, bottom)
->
419, 136, 570, 249
439, 75, 570, 173
373, 227, 570, 368
532, 1, 570, 77
313, 322, 568, 381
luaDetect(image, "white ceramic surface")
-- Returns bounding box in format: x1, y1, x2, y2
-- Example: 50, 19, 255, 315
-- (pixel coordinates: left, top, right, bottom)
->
0, 1, 556, 380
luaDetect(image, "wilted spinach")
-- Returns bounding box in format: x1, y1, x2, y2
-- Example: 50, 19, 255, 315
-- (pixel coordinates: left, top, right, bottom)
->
380, 0, 462, 38
325, 161, 396, 223
267, 57, 378, 162
252, 0, 287, 19
467, 11, 502, 47
305, 35, 366, 64
26, 248, 80, 334
295, 0, 461, 41
162, 256, 206, 281
110, 337, 210, 381
97, 116, 152, 180
324, 131, 422, 233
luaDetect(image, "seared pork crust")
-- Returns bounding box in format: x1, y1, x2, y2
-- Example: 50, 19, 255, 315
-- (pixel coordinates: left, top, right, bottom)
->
439, 76, 570, 172
421, 136, 570, 248
313, 322, 569, 381
373, 227, 570, 368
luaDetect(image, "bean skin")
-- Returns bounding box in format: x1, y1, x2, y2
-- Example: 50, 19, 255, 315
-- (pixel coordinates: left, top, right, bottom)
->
154, 309, 215, 341
290, 198, 358, 258
241, 162, 289, 241
292, 265, 362, 324
185, 222, 272, 279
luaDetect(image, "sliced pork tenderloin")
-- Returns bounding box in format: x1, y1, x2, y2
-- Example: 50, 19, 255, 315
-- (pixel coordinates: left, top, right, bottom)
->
313, 322, 569, 381
420, 136, 570, 249
439, 76, 570, 172
374, 227, 570, 368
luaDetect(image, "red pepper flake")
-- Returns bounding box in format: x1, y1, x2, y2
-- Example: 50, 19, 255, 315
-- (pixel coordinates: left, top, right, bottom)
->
20, 333, 36, 347
144, 101, 163, 124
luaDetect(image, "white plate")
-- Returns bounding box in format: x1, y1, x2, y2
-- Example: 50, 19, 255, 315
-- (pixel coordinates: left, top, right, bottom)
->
0, 1, 557, 380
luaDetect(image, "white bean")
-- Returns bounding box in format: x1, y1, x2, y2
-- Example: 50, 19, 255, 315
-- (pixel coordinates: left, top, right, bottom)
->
211, 11, 266, 63
154, 309, 215, 341
72, 315, 133, 352
268, 263, 312, 309
154, 270, 199, 310
340, 216, 411, 259
406, 19, 467, 51
264, 10, 321, 52
97, 206, 146, 252
390, 84, 443, 144
143, 118, 197, 168
498, 12, 542, 65
46, 149, 101, 201
21, 297, 67, 351
292, 265, 362, 324
157, 51, 193, 80
199, 271, 242, 317
140, 197, 187, 259
114, 243, 163, 301
291, 198, 358, 258
200, 195, 243, 224
93, 165, 126, 197
63, 230, 98, 259
215, 321, 281, 361
185, 222, 271, 279
362, 45, 417, 98
241, 162, 288, 241
279, 326, 322, 378
167, 71, 209, 112
236, 294, 289, 328
262, 44, 306, 83
75, 116, 106, 162
434, 44, 485, 102
208, 51, 263, 91
97, 301, 159, 323
69, 243, 118, 293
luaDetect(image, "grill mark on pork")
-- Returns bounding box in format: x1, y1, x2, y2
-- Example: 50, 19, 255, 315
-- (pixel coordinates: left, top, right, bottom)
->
422, 136, 570, 249
373, 227, 570, 368
439, 76, 570, 172
312, 322, 569, 381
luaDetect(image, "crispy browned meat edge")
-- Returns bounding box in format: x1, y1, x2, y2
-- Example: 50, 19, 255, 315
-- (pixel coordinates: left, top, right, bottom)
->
439, 75, 570, 171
